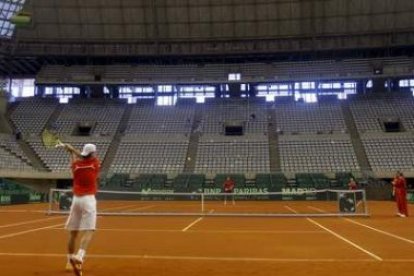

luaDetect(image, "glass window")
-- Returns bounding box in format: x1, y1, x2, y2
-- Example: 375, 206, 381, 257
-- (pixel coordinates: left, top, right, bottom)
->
157, 95, 177, 106
228, 73, 241, 81
0, 0, 26, 38
10, 78, 34, 98
158, 85, 173, 93
299, 93, 317, 103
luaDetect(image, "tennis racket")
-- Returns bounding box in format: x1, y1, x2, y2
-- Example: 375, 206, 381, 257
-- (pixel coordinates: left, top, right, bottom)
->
41, 129, 64, 148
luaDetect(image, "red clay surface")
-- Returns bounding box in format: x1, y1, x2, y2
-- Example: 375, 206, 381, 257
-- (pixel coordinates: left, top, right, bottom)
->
0, 201, 413, 276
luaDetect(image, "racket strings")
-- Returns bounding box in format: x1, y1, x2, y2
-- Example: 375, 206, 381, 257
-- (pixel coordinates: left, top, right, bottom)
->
42, 129, 61, 148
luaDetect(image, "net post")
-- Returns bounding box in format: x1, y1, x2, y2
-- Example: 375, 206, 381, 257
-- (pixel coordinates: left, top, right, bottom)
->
362, 189, 368, 215
201, 193, 204, 213
47, 188, 54, 215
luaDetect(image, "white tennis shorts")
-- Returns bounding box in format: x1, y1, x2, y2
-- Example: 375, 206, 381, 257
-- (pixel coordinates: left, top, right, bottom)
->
65, 195, 97, 231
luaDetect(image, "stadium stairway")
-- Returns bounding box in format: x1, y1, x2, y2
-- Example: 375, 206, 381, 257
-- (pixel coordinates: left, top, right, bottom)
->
266, 108, 281, 171
183, 108, 203, 173
44, 103, 64, 131
101, 104, 133, 173
17, 140, 48, 171
2, 111, 47, 171
0, 114, 13, 133
341, 102, 372, 172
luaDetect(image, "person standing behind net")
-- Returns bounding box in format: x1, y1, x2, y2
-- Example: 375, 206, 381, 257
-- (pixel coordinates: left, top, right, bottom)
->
392, 171, 408, 217
348, 177, 357, 190
62, 143, 100, 276
347, 177, 361, 207
223, 176, 235, 205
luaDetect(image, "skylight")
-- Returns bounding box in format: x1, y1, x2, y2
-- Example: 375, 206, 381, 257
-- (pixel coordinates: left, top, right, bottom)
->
0, 0, 26, 38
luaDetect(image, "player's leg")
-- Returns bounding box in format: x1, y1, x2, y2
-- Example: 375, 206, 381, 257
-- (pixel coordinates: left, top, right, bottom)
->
66, 230, 78, 270
65, 197, 81, 271
74, 230, 95, 262
396, 193, 405, 217
72, 195, 97, 264
399, 193, 408, 217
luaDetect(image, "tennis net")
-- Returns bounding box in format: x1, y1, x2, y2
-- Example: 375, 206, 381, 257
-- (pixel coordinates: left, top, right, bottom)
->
48, 188, 369, 217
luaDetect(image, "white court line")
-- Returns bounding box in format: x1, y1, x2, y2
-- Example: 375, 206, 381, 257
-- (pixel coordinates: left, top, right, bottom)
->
307, 218, 382, 261
285, 205, 383, 261
49, 227, 326, 234
0, 216, 62, 229
344, 218, 414, 245
307, 206, 325, 213
284, 205, 298, 214
182, 217, 203, 232
101, 203, 144, 211
0, 223, 65, 240
181, 209, 214, 232
0, 210, 46, 213
308, 205, 414, 245
127, 205, 157, 212
0, 252, 382, 262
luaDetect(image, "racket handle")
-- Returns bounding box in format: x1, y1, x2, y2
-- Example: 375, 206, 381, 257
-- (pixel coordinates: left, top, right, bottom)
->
55, 141, 65, 148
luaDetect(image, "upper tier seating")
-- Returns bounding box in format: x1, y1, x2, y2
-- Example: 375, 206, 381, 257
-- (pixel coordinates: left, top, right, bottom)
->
279, 134, 359, 173
111, 134, 189, 174
10, 97, 59, 135
200, 98, 268, 134
53, 98, 125, 136
195, 134, 270, 173
361, 133, 414, 171
273, 102, 346, 134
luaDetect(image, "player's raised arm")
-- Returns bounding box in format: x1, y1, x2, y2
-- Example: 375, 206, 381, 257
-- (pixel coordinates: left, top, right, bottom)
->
62, 143, 82, 162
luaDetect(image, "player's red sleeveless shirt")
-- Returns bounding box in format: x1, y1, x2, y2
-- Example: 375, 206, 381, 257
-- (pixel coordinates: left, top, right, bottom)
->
71, 157, 100, 196
394, 177, 407, 190
224, 179, 235, 192
348, 181, 357, 190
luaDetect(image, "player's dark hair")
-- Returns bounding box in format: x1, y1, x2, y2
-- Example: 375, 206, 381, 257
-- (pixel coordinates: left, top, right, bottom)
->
82, 153, 93, 159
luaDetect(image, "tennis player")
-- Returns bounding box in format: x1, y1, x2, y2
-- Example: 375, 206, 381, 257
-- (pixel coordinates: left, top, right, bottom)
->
63, 143, 100, 276
392, 171, 408, 217
348, 178, 357, 190
223, 176, 235, 205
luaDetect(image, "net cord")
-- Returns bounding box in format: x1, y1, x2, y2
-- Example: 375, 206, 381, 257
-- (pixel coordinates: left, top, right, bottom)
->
48, 188, 369, 217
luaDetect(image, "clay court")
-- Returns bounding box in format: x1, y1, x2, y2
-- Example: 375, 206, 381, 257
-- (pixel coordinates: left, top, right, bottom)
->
0, 201, 413, 276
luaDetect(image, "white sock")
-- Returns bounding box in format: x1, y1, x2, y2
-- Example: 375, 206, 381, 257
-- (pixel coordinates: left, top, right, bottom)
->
76, 249, 86, 261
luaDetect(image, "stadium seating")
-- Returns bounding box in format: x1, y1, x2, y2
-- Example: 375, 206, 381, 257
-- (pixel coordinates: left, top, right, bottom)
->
195, 134, 270, 174
350, 94, 414, 132
5, 94, 414, 178
9, 97, 59, 135
273, 102, 346, 134
0, 134, 30, 164
111, 135, 189, 174
36, 57, 413, 84
200, 98, 268, 134
361, 133, 414, 171
126, 104, 194, 134
53, 98, 125, 136
0, 147, 33, 171
279, 134, 359, 173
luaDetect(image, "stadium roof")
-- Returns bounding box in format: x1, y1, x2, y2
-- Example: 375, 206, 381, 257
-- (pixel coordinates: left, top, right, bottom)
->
1, 0, 414, 76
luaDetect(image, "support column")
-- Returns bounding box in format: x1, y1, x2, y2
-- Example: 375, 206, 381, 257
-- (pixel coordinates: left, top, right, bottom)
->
372, 78, 387, 93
